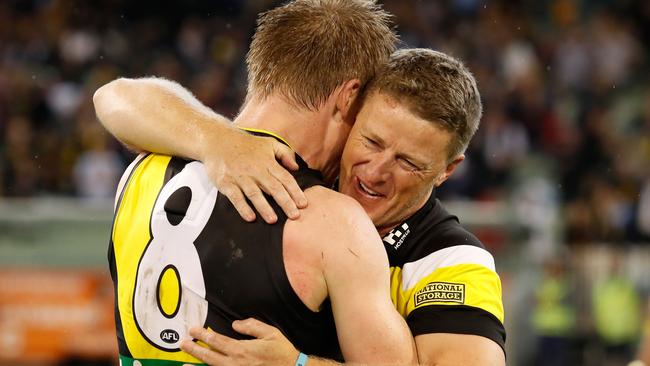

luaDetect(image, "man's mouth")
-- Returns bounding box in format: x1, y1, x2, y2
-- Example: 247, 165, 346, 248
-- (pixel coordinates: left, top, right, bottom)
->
356, 178, 384, 198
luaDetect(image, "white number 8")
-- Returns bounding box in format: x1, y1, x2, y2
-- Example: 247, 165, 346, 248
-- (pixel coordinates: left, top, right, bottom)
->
133, 162, 217, 350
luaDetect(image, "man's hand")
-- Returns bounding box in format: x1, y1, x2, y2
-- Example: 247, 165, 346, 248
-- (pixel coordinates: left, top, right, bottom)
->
180, 319, 299, 366
202, 128, 308, 224
94, 77, 307, 224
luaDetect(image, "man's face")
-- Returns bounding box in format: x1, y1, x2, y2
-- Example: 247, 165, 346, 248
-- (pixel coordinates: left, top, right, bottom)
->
339, 92, 460, 235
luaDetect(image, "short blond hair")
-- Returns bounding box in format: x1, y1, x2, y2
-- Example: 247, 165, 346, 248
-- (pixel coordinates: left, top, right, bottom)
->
246, 0, 397, 109
366, 49, 482, 161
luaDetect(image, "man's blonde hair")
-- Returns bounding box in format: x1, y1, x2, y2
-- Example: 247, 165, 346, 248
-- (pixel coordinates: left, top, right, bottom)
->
246, 0, 397, 109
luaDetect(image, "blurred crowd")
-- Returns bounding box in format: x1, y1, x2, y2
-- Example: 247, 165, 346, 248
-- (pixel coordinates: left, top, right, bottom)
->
1, 0, 649, 247
2, 1, 650, 365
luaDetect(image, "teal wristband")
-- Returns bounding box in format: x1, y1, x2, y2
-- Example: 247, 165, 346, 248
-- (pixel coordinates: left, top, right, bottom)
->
295, 352, 309, 366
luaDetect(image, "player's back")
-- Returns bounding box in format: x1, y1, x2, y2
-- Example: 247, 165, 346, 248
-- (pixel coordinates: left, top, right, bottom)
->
109, 152, 340, 365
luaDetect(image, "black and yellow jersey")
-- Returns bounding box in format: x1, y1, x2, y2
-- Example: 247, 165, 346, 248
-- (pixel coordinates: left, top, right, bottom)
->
108, 135, 340, 365
382, 192, 506, 352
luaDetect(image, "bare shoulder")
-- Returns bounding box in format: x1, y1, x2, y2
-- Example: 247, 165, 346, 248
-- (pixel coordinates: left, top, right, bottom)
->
301, 186, 375, 236
291, 185, 387, 264
303, 185, 365, 215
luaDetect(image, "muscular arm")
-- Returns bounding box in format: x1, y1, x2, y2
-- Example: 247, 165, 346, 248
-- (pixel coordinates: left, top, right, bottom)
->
182, 213, 505, 366
93, 77, 228, 157
279, 333, 503, 366
180, 187, 416, 366
292, 187, 416, 364
295, 333, 503, 366
306, 333, 504, 366
93, 77, 306, 222
415, 334, 505, 366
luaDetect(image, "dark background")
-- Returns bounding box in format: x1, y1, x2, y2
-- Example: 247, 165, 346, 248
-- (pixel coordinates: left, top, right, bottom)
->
1, 1, 650, 365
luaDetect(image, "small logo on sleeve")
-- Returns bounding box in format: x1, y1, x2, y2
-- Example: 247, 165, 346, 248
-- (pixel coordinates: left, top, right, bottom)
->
414, 282, 465, 306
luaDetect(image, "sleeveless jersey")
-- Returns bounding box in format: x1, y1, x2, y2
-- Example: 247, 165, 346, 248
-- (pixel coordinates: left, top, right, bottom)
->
108, 136, 340, 365
382, 192, 506, 353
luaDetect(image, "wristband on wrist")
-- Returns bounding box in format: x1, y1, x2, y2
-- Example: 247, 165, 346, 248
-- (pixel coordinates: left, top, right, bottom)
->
295, 352, 309, 366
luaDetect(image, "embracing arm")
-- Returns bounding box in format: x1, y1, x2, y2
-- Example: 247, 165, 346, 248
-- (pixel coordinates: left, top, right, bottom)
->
309, 190, 416, 364
415, 333, 505, 366
182, 322, 417, 366
93, 77, 228, 157
93, 77, 306, 222
180, 188, 417, 366
305, 333, 504, 366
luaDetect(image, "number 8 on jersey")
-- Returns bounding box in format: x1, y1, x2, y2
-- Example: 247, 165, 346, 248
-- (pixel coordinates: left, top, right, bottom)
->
127, 159, 217, 351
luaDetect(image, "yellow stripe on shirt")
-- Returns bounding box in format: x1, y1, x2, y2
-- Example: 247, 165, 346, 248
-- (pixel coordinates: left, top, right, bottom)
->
112, 154, 203, 363
239, 127, 293, 150
390, 247, 504, 323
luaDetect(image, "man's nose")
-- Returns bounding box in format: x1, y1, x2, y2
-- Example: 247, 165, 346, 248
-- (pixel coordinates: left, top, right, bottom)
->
363, 155, 392, 184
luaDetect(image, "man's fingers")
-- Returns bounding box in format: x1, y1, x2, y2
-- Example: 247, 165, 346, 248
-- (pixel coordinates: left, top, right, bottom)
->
219, 183, 256, 222
273, 142, 299, 171
188, 327, 236, 353
240, 180, 277, 223
232, 318, 278, 339
271, 140, 307, 209
271, 167, 307, 209
259, 174, 300, 220
180, 339, 226, 365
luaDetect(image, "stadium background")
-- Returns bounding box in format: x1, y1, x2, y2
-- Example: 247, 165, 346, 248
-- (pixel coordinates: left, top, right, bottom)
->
1, 0, 649, 365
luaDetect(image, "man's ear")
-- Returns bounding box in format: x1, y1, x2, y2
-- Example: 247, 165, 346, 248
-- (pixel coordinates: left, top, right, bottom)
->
335, 79, 362, 122
435, 154, 465, 187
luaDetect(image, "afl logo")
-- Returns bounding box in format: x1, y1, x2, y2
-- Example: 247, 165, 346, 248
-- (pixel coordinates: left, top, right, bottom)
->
160, 329, 180, 344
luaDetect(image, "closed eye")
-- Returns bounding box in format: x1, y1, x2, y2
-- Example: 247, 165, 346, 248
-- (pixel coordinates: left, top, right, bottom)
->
399, 158, 420, 171
363, 136, 380, 149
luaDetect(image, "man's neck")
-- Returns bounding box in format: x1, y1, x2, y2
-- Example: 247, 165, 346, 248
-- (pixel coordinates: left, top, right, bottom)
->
375, 189, 435, 237
234, 96, 336, 181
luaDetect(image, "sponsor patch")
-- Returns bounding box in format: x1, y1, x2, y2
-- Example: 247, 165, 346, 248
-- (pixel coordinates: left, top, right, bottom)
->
383, 223, 410, 250
414, 282, 465, 306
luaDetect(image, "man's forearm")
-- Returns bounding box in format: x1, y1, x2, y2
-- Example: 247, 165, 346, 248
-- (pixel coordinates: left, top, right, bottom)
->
93, 77, 238, 160
181, 323, 421, 366
94, 77, 307, 223
301, 356, 341, 366
302, 356, 420, 366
